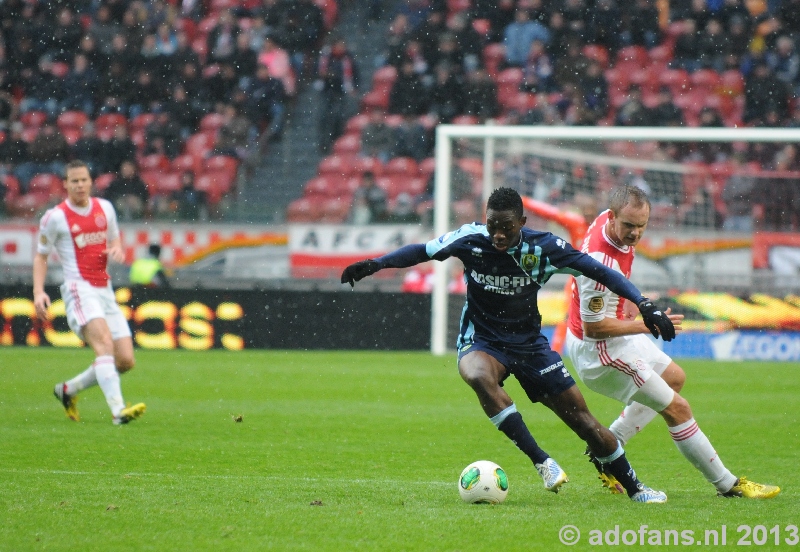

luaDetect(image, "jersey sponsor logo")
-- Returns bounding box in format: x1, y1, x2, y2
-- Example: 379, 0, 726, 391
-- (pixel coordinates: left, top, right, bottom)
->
539, 360, 565, 375
74, 231, 106, 249
470, 270, 532, 295
95, 215, 106, 229
588, 296, 604, 313
520, 254, 538, 272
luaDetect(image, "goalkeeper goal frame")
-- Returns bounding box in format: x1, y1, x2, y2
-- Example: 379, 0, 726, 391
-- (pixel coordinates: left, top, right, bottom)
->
430, 125, 800, 356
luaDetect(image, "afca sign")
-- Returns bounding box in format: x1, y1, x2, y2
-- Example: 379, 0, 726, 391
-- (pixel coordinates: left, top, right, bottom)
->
710, 331, 800, 361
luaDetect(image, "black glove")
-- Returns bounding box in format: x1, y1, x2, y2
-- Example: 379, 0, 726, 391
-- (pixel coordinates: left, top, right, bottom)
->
637, 298, 676, 342
341, 259, 380, 287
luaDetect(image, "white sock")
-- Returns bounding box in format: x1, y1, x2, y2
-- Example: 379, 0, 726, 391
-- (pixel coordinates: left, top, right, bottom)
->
669, 418, 738, 492
608, 402, 659, 446
65, 365, 98, 395
93, 355, 125, 418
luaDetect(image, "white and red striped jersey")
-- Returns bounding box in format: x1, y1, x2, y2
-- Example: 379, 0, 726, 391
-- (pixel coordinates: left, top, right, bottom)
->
37, 197, 120, 287
567, 209, 635, 340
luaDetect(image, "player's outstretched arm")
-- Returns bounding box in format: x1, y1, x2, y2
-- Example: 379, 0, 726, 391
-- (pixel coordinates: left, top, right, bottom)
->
341, 244, 429, 288
584, 308, 683, 340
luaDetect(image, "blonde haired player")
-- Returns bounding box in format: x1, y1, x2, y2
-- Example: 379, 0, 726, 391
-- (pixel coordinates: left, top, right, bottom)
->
566, 185, 778, 498
34, 160, 145, 425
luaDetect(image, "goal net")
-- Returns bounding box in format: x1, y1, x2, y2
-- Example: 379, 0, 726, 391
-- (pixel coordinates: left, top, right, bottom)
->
429, 125, 800, 355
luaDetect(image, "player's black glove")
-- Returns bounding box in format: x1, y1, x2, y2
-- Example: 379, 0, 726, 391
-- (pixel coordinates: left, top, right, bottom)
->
341, 259, 380, 287
637, 298, 676, 342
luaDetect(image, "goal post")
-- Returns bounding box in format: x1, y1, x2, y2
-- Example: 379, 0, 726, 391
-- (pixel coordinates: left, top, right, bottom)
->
430, 124, 800, 356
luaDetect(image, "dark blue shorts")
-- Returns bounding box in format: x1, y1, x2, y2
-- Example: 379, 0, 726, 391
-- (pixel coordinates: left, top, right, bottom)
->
458, 338, 576, 403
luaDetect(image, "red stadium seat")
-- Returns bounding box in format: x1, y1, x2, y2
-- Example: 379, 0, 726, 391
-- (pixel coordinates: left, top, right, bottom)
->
191, 37, 208, 63
384, 114, 404, 127
446, 0, 470, 13
171, 154, 202, 175
582, 44, 610, 69
332, 133, 361, 155
2, 174, 20, 200
94, 173, 116, 193
203, 155, 238, 176
372, 65, 398, 89
304, 176, 337, 198
719, 70, 745, 96
351, 156, 384, 177
318, 154, 359, 177
286, 197, 323, 222
451, 115, 480, 125
648, 44, 673, 64
130, 113, 157, 133
615, 45, 649, 68
21, 127, 39, 143
630, 67, 661, 94
20, 111, 48, 128
360, 89, 390, 111
62, 128, 82, 146
345, 114, 371, 134
57, 111, 89, 131
690, 69, 722, 92
471, 18, 491, 39
139, 170, 162, 195
184, 132, 216, 157
199, 168, 236, 194
419, 157, 436, 177
154, 172, 182, 195
174, 18, 197, 42
318, 197, 350, 223
51, 62, 70, 78
195, 172, 232, 205
199, 113, 227, 132
482, 43, 506, 78
314, 0, 338, 30
95, 113, 128, 131
29, 173, 63, 195
7, 193, 52, 219
139, 154, 171, 172
658, 68, 690, 95
384, 157, 419, 176
496, 67, 524, 108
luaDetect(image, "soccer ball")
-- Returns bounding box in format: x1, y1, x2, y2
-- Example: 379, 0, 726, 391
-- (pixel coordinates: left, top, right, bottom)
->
458, 460, 508, 504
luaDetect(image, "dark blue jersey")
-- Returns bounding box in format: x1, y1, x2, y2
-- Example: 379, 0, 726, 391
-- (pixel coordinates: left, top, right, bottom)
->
374, 223, 645, 351
426, 223, 585, 348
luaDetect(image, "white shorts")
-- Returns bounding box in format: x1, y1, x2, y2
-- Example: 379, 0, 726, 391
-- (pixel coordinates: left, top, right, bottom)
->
566, 329, 674, 412
60, 280, 132, 341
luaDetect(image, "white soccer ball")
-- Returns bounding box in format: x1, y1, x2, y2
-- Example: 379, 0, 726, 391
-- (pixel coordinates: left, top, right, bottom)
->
458, 460, 509, 504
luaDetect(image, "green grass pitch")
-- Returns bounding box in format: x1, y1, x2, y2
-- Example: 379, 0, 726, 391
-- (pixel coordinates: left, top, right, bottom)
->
1, 348, 798, 551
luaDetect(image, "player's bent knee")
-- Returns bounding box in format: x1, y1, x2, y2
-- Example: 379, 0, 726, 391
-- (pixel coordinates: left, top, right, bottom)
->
662, 393, 692, 425
663, 363, 686, 392
116, 357, 135, 373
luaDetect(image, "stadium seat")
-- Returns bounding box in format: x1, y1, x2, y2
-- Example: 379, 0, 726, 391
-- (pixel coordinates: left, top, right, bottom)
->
139, 170, 163, 195
720, 70, 745, 96
482, 43, 506, 77
648, 44, 673, 64
171, 154, 202, 175
318, 197, 350, 223
203, 155, 239, 178
95, 113, 128, 131
194, 173, 229, 205
384, 157, 419, 177
582, 44, 610, 68
392, 175, 426, 197
29, 173, 63, 196
690, 69, 722, 92
57, 111, 89, 132
7, 192, 52, 219
210, 0, 239, 11
286, 197, 323, 222
615, 45, 649, 68
345, 114, 370, 134
451, 115, 480, 125
303, 176, 337, 198
130, 113, 157, 133
21, 127, 39, 142
51, 62, 70, 78
94, 173, 116, 193
154, 172, 182, 195
184, 132, 216, 157
603, 67, 631, 95
471, 18, 491, 39
199, 113, 227, 132
384, 114, 404, 127
314, 0, 338, 30
191, 37, 209, 63
20, 111, 48, 128
62, 128, 82, 146
446, 0, 470, 13
658, 68, 690, 95
332, 133, 361, 155
419, 157, 436, 178
199, 168, 236, 194
2, 174, 20, 201
174, 18, 197, 42
360, 89, 390, 111
506, 92, 537, 113
496, 67, 524, 108
351, 156, 384, 177
630, 67, 661, 94
318, 154, 359, 177
372, 65, 398, 90
139, 153, 171, 172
